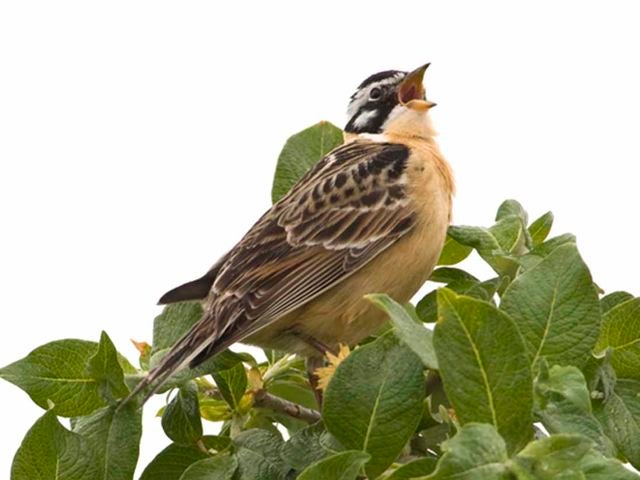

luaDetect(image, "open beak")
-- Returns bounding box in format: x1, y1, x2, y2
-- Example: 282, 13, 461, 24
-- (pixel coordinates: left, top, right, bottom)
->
398, 63, 436, 111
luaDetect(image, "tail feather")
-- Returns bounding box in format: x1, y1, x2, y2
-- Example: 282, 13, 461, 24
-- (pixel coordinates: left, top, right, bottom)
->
120, 314, 219, 408
157, 273, 216, 305
158, 253, 229, 305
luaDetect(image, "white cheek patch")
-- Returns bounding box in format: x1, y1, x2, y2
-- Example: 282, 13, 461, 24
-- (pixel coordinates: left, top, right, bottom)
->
347, 90, 368, 118
353, 109, 378, 129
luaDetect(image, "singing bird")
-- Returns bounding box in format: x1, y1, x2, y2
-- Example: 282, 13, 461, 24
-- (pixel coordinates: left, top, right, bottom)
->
126, 64, 454, 404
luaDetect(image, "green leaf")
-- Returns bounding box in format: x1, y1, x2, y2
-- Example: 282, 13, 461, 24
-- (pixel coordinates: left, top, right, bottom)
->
323, 334, 425, 478
280, 422, 338, 471
179, 454, 238, 480
496, 199, 528, 223
517, 233, 576, 270
87, 331, 129, 401
490, 215, 527, 257
437, 234, 473, 266
446, 224, 502, 254
162, 382, 203, 445
512, 434, 594, 479
600, 291, 634, 315
501, 242, 600, 369
263, 349, 286, 365
415, 423, 452, 455
267, 379, 318, 410
271, 121, 344, 203
532, 233, 576, 256
153, 302, 204, 353
233, 429, 289, 480
535, 362, 590, 414
528, 211, 554, 247
417, 277, 499, 323
254, 412, 308, 437
149, 349, 243, 392
140, 444, 208, 480
72, 403, 142, 480
367, 293, 438, 369
297, 450, 370, 480
0, 339, 107, 416
11, 410, 98, 480
213, 362, 248, 411
497, 200, 533, 249
582, 353, 617, 400
595, 298, 640, 379
140, 436, 231, 480
430, 267, 479, 284
511, 433, 638, 479
576, 450, 640, 480
593, 378, 640, 469
417, 423, 511, 479
434, 289, 533, 453
242, 410, 284, 435
534, 363, 615, 456
386, 457, 438, 479
448, 215, 526, 276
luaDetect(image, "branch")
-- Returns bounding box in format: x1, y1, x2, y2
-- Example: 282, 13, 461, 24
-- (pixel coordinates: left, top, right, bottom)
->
253, 389, 321, 423
201, 386, 321, 424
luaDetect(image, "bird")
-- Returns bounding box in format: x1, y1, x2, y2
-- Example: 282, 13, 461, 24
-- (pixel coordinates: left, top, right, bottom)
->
124, 63, 454, 405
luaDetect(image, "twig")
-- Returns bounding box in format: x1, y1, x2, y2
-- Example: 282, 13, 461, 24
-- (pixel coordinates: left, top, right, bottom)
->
201, 386, 322, 424
253, 389, 321, 424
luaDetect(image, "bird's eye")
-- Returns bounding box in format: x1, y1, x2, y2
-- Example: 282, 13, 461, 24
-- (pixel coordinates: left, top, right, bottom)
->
369, 87, 383, 101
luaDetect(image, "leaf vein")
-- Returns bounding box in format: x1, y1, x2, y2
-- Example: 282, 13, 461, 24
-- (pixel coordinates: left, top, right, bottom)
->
532, 279, 559, 366
362, 369, 391, 452
442, 294, 498, 427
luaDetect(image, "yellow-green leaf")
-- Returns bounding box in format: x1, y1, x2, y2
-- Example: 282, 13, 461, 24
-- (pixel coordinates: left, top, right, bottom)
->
595, 297, 640, 379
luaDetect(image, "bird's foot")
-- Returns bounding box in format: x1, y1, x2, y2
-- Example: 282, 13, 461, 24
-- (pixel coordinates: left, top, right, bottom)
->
305, 356, 325, 408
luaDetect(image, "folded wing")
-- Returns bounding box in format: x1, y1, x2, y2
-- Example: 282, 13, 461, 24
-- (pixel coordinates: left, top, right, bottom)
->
191, 140, 416, 364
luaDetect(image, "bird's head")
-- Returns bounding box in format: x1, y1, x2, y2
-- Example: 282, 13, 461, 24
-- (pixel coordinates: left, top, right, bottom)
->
345, 63, 436, 135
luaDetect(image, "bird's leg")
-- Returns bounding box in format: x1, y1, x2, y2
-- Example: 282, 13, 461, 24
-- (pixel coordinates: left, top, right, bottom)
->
305, 356, 325, 408
289, 329, 338, 357
288, 329, 337, 408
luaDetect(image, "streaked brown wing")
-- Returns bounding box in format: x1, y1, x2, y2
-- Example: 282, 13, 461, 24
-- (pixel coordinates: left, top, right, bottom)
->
193, 140, 415, 361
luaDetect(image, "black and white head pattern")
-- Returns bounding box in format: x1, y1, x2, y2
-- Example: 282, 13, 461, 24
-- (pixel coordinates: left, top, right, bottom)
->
344, 70, 408, 134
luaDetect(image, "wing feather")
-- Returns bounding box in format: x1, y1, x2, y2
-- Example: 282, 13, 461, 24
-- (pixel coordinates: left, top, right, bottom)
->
197, 140, 416, 361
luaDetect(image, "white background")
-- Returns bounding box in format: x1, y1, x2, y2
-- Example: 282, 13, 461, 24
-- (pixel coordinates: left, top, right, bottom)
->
1, 1, 639, 477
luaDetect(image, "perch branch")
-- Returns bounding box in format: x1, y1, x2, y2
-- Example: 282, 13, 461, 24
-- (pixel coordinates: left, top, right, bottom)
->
253, 389, 322, 423
201, 386, 321, 424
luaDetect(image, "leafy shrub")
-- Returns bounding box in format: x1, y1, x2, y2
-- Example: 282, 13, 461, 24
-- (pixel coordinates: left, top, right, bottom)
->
2, 122, 640, 479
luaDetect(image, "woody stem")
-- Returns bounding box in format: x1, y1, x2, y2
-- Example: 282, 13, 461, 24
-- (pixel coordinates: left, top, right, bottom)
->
253, 389, 321, 424
201, 386, 321, 424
